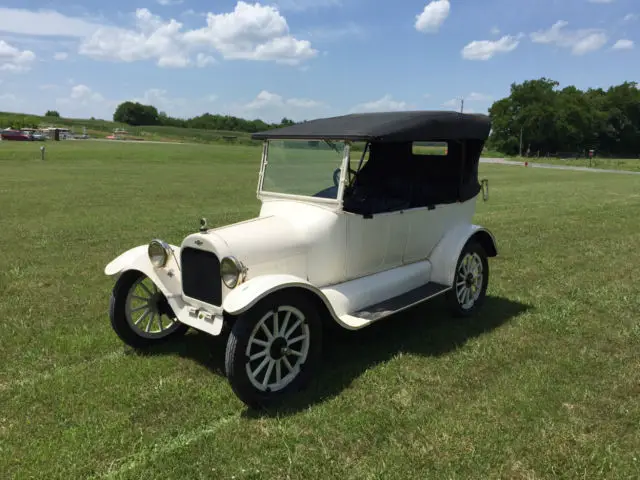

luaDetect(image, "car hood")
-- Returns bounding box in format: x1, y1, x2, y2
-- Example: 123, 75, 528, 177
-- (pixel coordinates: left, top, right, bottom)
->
193, 215, 310, 279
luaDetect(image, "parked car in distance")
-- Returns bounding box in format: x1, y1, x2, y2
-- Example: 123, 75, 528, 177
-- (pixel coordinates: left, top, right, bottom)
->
104, 110, 498, 409
1, 129, 32, 141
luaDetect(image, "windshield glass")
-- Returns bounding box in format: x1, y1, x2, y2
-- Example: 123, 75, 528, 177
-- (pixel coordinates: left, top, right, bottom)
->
261, 139, 345, 199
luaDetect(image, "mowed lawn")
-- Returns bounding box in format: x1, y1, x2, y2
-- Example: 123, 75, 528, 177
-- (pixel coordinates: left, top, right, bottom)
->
1, 141, 639, 479
509, 156, 640, 173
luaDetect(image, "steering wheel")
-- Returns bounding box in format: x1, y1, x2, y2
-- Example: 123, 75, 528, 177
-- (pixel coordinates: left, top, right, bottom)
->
333, 168, 341, 187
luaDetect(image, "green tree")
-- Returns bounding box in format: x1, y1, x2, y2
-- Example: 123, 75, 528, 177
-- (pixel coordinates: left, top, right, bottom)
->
113, 101, 160, 126
45, 110, 60, 117
488, 78, 640, 157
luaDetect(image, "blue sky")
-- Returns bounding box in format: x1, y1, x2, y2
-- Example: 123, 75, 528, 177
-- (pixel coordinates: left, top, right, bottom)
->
0, 0, 638, 122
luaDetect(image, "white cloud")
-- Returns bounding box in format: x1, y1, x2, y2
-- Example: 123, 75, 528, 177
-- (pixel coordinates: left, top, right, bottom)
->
0, 8, 103, 37
79, 9, 191, 68
0, 34, 76, 54
623, 13, 638, 22
612, 39, 634, 50
1, 4, 317, 68
53, 52, 68, 60
157, 0, 184, 5
286, 98, 324, 108
70, 84, 104, 102
230, 90, 327, 122
55, 84, 117, 118
0, 40, 36, 72
490, 27, 501, 35
183, 2, 317, 65
530, 21, 608, 55
350, 94, 409, 113
53, 85, 212, 120
442, 98, 460, 108
461, 35, 521, 60
415, 0, 450, 33
572, 33, 608, 54
245, 90, 319, 109
196, 52, 216, 67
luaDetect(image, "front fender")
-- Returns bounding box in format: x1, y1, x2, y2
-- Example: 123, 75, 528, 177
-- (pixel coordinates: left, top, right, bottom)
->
223, 274, 338, 318
105, 245, 228, 336
429, 224, 498, 286
104, 244, 182, 299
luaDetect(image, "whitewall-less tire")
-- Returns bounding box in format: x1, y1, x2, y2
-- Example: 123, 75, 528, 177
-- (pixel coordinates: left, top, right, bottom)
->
109, 270, 188, 349
224, 290, 323, 409
446, 241, 489, 317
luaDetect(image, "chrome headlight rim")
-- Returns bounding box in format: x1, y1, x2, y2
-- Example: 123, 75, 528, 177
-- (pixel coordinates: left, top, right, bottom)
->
220, 256, 245, 289
148, 239, 171, 268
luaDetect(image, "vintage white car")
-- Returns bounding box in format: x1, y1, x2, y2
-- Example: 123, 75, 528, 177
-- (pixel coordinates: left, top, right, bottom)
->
105, 110, 497, 409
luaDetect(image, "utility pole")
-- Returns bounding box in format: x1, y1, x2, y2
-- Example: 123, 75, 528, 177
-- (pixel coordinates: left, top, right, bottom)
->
519, 126, 524, 157
460, 98, 464, 113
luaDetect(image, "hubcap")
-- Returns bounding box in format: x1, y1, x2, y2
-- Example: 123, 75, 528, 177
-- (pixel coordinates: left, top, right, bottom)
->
125, 276, 180, 339
455, 252, 483, 310
465, 273, 474, 287
269, 337, 288, 360
245, 306, 310, 393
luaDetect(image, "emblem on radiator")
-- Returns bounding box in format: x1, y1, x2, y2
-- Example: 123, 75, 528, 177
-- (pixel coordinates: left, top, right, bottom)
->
195, 240, 203, 246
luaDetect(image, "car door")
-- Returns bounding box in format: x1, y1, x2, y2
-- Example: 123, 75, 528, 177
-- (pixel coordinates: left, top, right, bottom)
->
344, 210, 408, 280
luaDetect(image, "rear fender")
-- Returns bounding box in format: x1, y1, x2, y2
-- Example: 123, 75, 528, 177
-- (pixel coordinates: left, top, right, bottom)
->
429, 224, 498, 286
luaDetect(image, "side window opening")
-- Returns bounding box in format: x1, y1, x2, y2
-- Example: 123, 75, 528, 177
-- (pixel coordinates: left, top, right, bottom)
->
412, 141, 448, 156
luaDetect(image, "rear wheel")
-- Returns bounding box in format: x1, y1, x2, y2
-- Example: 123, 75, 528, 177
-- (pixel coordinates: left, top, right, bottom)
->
446, 241, 489, 317
109, 270, 188, 349
225, 291, 323, 409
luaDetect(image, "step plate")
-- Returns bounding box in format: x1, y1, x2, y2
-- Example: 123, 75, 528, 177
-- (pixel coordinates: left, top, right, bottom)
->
351, 282, 450, 322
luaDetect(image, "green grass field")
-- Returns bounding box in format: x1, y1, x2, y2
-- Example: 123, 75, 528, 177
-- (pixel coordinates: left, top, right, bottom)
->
508, 155, 640, 172
1, 141, 639, 479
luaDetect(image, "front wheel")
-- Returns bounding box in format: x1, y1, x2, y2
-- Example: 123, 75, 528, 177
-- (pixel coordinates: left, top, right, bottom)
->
109, 270, 189, 349
446, 241, 489, 317
225, 291, 323, 409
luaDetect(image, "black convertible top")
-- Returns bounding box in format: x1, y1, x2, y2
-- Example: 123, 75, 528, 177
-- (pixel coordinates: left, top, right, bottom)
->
252, 110, 491, 142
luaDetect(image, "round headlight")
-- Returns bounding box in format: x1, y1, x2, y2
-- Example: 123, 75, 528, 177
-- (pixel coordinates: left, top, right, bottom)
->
148, 239, 170, 268
221, 256, 243, 288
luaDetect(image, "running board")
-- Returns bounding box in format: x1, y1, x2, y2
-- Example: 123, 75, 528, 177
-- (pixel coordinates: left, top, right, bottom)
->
346, 282, 451, 323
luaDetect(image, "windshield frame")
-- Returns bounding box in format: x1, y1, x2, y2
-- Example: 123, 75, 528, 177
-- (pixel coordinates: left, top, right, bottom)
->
257, 138, 351, 206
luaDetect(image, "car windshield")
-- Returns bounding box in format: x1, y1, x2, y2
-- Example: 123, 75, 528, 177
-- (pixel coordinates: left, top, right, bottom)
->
261, 139, 345, 200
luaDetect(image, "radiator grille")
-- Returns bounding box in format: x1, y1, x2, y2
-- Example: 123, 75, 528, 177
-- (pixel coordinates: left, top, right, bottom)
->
180, 247, 222, 306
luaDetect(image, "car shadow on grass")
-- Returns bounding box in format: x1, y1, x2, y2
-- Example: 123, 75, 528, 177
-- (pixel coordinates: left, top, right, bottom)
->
134, 294, 531, 415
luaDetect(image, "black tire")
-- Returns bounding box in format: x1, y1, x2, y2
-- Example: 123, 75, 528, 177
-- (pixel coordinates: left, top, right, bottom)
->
109, 270, 188, 349
225, 290, 323, 409
445, 241, 489, 317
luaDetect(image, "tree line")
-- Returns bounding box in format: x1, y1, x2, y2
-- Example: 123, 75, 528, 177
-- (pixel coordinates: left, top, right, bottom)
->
488, 78, 640, 157
112, 101, 295, 133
